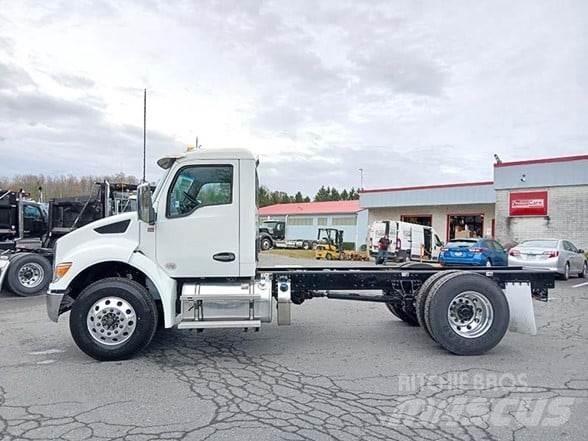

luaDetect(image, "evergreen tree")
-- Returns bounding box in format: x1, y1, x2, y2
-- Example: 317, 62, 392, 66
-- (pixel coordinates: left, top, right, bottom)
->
340, 189, 349, 200
330, 187, 340, 201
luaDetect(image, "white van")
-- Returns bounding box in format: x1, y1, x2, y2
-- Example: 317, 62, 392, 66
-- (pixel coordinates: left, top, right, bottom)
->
368, 220, 443, 262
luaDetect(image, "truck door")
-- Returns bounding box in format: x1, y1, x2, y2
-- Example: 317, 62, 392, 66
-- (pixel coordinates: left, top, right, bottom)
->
155, 161, 240, 277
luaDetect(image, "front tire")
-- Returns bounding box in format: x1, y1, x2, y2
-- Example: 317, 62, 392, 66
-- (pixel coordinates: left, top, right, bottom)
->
6, 253, 52, 297
260, 237, 272, 251
69, 277, 158, 361
579, 262, 587, 278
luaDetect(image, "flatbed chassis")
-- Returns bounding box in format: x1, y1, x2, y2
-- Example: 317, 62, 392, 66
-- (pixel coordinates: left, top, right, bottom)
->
259, 265, 554, 302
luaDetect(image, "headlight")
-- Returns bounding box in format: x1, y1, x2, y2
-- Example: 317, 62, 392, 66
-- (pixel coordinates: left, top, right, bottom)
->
53, 262, 72, 282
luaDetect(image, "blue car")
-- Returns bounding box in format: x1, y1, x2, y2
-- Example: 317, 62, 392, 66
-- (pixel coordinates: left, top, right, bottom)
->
439, 238, 508, 267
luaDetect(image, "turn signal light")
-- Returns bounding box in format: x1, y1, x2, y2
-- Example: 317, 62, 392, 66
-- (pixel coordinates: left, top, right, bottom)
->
53, 262, 72, 282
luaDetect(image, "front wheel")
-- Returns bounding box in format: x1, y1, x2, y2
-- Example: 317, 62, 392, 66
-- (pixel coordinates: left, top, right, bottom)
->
260, 237, 272, 251
6, 253, 52, 297
69, 277, 158, 361
579, 262, 587, 278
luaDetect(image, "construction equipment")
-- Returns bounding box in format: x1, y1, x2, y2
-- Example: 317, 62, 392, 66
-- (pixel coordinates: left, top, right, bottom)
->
314, 228, 344, 260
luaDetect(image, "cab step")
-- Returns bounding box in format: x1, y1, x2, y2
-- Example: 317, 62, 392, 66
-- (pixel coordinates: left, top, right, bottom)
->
177, 319, 261, 330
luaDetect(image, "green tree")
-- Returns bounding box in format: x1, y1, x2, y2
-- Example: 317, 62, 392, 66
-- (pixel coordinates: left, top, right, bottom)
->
294, 191, 304, 203
330, 187, 340, 201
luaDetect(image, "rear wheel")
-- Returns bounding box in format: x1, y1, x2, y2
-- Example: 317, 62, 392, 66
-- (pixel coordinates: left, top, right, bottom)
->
416, 270, 458, 340
69, 277, 158, 361
385, 299, 419, 326
562, 263, 570, 280
6, 253, 52, 297
424, 272, 509, 355
386, 262, 434, 327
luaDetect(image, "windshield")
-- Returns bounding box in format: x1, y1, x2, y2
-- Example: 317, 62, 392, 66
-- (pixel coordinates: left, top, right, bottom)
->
519, 240, 558, 248
152, 167, 172, 202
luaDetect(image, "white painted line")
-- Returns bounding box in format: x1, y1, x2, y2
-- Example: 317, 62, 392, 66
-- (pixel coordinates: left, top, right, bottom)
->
572, 282, 588, 288
29, 349, 65, 355
36, 359, 56, 365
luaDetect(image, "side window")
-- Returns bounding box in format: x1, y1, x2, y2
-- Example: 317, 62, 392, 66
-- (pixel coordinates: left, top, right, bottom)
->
24, 205, 42, 221
565, 241, 577, 252
167, 165, 233, 218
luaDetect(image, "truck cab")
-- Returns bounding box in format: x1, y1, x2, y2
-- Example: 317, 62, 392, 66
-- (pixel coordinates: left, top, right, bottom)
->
47, 149, 262, 359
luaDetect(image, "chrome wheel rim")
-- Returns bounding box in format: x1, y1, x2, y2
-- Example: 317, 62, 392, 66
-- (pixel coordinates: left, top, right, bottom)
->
87, 297, 136, 346
18, 263, 44, 288
448, 291, 494, 338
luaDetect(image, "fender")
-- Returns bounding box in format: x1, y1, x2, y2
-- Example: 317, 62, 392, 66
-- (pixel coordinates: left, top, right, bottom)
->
50, 242, 177, 327
128, 251, 177, 327
50, 237, 138, 291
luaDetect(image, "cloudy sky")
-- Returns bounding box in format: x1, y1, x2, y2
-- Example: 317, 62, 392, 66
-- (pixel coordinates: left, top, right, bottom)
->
1, 0, 587, 193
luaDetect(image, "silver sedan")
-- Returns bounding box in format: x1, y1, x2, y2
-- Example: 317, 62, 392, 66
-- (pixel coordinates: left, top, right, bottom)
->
508, 238, 587, 280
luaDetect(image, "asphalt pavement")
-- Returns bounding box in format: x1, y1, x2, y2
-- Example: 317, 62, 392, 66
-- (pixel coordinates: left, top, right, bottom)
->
0, 253, 587, 441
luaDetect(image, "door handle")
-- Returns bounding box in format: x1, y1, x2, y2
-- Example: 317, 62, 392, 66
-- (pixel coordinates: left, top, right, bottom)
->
213, 252, 236, 262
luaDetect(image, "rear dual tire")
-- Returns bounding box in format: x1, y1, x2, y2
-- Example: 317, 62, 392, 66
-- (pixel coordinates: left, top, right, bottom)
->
423, 272, 509, 355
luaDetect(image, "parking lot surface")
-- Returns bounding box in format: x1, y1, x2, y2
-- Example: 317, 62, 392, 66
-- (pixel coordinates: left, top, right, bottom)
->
1, 254, 587, 441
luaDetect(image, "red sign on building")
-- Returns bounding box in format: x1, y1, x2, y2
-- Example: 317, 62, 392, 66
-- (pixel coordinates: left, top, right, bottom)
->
509, 191, 548, 216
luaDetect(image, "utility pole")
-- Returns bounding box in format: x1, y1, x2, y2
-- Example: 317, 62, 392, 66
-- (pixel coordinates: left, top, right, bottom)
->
143, 88, 147, 182
358, 168, 364, 191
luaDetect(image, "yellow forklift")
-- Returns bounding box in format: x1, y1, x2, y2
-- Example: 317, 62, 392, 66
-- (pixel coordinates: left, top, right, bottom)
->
314, 228, 344, 260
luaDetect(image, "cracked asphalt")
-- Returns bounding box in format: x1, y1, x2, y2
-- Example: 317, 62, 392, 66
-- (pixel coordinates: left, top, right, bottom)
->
1, 254, 587, 441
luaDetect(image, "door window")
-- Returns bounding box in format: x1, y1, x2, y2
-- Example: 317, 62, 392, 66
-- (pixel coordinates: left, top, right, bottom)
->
167, 165, 233, 218
24, 204, 43, 221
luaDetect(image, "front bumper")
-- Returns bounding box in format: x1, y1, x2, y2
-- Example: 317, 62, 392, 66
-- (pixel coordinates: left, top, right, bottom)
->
46, 290, 66, 322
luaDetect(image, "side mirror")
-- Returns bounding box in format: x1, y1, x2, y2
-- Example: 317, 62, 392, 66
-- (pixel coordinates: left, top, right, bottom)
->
137, 183, 155, 225
578, 249, 585, 254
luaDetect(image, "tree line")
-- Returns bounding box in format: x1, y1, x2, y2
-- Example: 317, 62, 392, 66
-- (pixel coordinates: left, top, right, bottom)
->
1, 173, 359, 207
0, 174, 140, 201
258, 185, 359, 207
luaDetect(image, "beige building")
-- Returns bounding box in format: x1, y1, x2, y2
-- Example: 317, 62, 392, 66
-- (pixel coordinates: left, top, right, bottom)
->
361, 182, 496, 242
360, 154, 588, 248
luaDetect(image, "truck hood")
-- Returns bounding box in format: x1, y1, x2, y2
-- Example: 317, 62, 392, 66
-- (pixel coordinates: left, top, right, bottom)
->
53, 212, 139, 267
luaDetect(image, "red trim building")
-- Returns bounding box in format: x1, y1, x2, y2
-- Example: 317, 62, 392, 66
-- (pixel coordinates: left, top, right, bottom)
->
359, 154, 588, 248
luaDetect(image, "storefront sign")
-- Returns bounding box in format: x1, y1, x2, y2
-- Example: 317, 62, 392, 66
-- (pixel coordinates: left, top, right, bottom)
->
509, 191, 548, 216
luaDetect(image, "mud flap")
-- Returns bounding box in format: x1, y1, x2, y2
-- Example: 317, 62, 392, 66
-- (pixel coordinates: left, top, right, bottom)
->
504, 282, 537, 335
0, 258, 10, 290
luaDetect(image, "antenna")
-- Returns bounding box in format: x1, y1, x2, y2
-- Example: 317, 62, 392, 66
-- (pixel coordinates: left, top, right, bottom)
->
142, 88, 147, 182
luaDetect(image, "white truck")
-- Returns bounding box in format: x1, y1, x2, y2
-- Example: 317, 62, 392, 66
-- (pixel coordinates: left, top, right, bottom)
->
47, 148, 554, 361
368, 220, 443, 262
